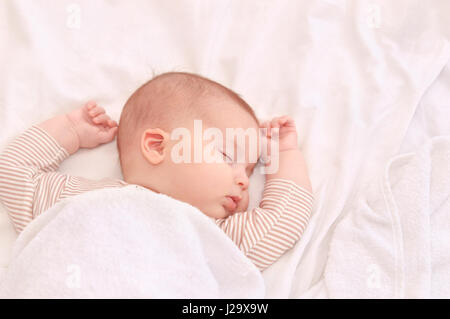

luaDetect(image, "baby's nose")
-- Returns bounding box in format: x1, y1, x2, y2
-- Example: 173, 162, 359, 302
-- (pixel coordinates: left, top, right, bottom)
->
235, 173, 249, 190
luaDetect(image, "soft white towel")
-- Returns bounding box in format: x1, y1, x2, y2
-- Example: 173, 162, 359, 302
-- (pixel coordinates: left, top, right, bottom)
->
309, 135, 450, 298
0, 185, 265, 298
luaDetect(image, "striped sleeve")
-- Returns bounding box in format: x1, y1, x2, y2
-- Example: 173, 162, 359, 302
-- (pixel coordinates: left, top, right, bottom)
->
0, 125, 127, 233
215, 178, 314, 271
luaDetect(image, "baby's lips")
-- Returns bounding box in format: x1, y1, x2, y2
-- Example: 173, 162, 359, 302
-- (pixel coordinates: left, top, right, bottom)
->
229, 195, 241, 204
224, 196, 238, 213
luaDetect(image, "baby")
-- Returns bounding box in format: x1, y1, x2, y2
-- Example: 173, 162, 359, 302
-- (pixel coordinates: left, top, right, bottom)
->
0, 72, 313, 271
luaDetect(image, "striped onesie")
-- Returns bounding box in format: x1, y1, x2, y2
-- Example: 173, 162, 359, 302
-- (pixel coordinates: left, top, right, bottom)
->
0, 125, 314, 271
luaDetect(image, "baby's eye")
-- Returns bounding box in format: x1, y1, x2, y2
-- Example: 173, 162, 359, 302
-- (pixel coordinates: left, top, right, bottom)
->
221, 151, 233, 163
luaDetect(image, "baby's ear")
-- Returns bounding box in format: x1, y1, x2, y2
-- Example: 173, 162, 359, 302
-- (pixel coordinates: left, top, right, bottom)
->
140, 128, 169, 165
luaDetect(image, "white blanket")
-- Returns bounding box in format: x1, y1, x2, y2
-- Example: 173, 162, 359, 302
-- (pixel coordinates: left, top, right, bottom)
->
0, 185, 265, 298
301, 135, 450, 298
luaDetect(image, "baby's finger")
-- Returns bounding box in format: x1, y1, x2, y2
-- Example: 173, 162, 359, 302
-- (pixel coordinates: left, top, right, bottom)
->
93, 113, 109, 124
89, 106, 106, 117
278, 115, 289, 124
270, 117, 282, 128
279, 116, 296, 128
85, 101, 97, 111
107, 119, 118, 127
99, 126, 118, 144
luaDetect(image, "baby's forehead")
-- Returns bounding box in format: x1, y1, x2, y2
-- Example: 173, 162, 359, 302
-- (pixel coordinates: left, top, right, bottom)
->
202, 119, 262, 156
203, 114, 260, 140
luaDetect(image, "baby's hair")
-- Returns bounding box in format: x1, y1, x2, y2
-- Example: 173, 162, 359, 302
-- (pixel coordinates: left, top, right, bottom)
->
117, 71, 259, 175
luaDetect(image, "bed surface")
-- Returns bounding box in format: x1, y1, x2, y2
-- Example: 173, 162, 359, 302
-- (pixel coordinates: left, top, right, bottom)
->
0, 0, 449, 297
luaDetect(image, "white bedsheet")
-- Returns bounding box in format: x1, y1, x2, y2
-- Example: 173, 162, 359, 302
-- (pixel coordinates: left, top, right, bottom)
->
0, 0, 449, 297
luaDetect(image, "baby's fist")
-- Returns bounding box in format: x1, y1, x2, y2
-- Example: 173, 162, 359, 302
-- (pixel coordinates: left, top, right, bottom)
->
260, 116, 298, 152
66, 101, 118, 149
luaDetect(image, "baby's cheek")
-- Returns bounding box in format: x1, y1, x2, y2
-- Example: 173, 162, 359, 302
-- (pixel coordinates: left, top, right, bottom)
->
205, 162, 234, 183
240, 192, 250, 212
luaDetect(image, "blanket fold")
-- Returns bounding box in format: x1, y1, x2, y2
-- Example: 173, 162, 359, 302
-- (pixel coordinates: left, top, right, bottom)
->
0, 185, 265, 298
319, 135, 450, 298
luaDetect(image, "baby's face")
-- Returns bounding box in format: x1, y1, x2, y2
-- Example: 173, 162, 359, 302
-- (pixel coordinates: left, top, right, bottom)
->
160, 97, 260, 219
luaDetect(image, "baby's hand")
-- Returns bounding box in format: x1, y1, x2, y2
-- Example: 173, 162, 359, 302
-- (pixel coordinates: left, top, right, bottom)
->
66, 101, 118, 149
260, 116, 298, 152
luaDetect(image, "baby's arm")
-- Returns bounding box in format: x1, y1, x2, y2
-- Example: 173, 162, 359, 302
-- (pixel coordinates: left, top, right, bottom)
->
39, 101, 118, 155
0, 102, 119, 232
261, 116, 312, 192
216, 116, 314, 271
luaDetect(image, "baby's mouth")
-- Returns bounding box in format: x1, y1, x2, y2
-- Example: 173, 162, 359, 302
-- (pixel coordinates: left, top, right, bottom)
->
224, 196, 238, 213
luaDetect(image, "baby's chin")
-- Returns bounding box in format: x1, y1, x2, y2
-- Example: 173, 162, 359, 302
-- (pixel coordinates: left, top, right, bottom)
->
236, 202, 248, 214
226, 205, 248, 217
202, 203, 248, 219
199, 205, 228, 219
220, 205, 235, 219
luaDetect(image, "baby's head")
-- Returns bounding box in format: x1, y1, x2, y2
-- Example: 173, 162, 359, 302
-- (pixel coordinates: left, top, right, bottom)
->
117, 72, 261, 219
